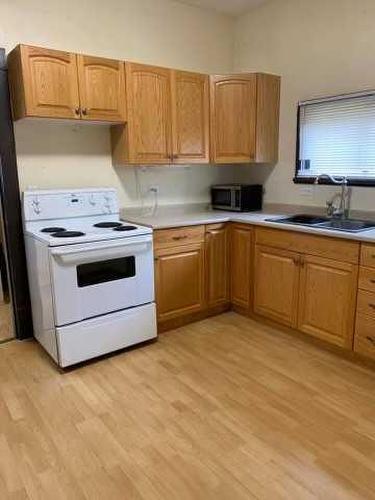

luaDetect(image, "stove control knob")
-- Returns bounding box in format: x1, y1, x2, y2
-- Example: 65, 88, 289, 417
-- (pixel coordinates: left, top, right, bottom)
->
89, 194, 96, 206
32, 198, 40, 214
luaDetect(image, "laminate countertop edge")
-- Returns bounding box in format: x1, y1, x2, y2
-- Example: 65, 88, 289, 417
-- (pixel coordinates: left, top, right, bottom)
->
121, 205, 375, 243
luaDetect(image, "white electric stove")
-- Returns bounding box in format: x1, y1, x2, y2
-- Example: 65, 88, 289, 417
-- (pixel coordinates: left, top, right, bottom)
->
23, 188, 157, 367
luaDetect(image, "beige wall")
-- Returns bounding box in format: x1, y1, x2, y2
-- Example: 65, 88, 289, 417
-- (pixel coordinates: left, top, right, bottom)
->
234, 0, 375, 211
1, 0, 236, 207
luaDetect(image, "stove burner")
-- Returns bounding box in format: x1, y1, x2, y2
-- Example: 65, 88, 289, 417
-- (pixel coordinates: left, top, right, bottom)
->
41, 227, 66, 233
51, 231, 85, 238
113, 225, 138, 232
94, 222, 123, 228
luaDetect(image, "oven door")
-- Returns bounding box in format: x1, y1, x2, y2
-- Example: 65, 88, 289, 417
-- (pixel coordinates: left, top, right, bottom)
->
49, 235, 154, 326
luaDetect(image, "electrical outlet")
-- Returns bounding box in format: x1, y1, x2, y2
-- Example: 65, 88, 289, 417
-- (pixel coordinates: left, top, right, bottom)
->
149, 185, 159, 194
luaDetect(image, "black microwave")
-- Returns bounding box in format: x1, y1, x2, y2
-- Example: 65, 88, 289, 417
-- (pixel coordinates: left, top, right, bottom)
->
211, 184, 263, 212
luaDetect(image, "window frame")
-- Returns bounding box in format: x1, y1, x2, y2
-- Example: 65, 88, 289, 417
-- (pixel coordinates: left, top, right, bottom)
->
294, 91, 375, 187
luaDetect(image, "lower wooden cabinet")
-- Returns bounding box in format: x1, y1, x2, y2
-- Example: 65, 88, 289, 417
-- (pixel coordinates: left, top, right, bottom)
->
253, 229, 359, 348
298, 255, 358, 348
254, 245, 300, 327
154, 242, 205, 322
205, 224, 230, 307
230, 224, 253, 309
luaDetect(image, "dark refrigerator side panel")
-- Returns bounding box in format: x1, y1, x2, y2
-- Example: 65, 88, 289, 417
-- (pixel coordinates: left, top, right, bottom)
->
0, 48, 32, 339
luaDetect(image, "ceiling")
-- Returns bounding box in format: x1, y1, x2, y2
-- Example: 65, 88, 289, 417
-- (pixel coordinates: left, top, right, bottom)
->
178, 0, 268, 16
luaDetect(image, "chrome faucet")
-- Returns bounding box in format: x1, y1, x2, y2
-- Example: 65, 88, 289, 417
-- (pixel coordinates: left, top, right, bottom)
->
314, 174, 351, 219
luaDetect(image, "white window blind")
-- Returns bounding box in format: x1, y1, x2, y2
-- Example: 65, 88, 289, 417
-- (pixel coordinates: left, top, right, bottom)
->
297, 92, 375, 181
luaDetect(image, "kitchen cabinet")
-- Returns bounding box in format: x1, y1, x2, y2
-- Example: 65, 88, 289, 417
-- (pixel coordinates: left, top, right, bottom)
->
154, 243, 205, 322
210, 73, 280, 164
253, 228, 359, 347
254, 245, 300, 327
8, 45, 80, 120
230, 224, 253, 309
205, 223, 230, 307
153, 226, 205, 323
298, 255, 358, 348
111, 65, 210, 165
76, 54, 126, 122
171, 70, 209, 163
8, 45, 126, 122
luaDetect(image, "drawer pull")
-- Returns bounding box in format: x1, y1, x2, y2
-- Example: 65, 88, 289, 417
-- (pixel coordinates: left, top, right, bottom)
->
370, 279, 375, 284
172, 235, 188, 241
366, 336, 375, 344
369, 303, 375, 309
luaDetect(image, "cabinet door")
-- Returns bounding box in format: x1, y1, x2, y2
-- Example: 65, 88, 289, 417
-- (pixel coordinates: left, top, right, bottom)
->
154, 243, 205, 322
19, 45, 80, 119
125, 63, 172, 164
77, 55, 126, 122
298, 255, 358, 348
171, 71, 209, 163
231, 224, 253, 309
254, 245, 300, 327
210, 74, 256, 163
205, 224, 230, 307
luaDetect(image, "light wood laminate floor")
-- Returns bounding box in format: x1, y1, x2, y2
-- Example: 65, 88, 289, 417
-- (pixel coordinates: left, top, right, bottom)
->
1, 312, 375, 499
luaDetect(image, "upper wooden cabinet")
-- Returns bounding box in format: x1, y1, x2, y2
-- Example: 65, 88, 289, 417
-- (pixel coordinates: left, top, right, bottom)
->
171, 70, 209, 164
76, 55, 126, 122
8, 45, 126, 122
210, 73, 280, 164
111, 64, 210, 165
123, 63, 172, 164
8, 45, 80, 120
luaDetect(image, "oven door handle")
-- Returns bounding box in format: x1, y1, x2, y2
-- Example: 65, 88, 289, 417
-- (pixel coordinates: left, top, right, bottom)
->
51, 239, 152, 265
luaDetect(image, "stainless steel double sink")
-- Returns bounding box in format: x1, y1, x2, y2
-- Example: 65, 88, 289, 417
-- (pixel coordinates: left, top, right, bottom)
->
265, 214, 375, 233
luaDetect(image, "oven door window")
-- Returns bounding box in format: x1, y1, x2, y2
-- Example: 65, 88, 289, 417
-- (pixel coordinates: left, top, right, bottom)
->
77, 256, 136, 287
212, 189, 231, 207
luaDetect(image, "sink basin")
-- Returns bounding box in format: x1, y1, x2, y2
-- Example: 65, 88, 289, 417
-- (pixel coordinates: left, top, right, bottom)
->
266, 214, 375, 233
316, 219, 375, 233
265, 214, 330, 226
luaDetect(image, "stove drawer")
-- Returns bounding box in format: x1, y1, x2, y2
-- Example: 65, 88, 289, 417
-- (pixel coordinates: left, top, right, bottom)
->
56, 303, 157, 367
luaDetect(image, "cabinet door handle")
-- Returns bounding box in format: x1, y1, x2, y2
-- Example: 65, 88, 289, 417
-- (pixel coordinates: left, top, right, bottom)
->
74, 107, 81, 116
293, 256, 300, 266
370, 279, 375, 284
81, 108, 89, 116
369, 303, 375, 309
366, 336, 375, 344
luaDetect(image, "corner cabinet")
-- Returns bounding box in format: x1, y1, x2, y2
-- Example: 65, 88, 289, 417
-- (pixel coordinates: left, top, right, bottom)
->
205, 223, 230, 307
8, 45, 126, 123
230, 224, 253, 309
111, 64, 210, 165
210, 73, 280, 164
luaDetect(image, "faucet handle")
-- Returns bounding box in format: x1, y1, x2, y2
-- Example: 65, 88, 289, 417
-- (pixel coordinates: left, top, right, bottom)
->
326, 200, 335, 217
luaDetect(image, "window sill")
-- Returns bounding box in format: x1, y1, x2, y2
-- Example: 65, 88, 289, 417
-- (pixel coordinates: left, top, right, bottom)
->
293, 176, 375, 187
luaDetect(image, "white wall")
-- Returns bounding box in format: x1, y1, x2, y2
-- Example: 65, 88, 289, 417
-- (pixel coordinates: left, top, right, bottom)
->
1, 0, 236, 207
234, 0, 375, 211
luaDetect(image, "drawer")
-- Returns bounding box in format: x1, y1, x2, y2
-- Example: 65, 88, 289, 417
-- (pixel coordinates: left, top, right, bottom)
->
356, 290, 375, 318
361, 244, 375, 269
153, 225, 205, 250
354, 314, 375, 361
255, 227, 359, 264
358, 267, 375, 293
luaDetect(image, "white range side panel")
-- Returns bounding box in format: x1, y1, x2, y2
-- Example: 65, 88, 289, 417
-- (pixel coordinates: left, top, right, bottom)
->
56, 303, 157, 367
24, 235, 58, 362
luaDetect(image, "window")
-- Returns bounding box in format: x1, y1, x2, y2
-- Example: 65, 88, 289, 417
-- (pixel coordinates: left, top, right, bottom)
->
295, 91, 375, 185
